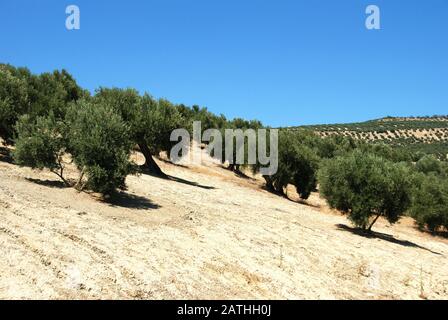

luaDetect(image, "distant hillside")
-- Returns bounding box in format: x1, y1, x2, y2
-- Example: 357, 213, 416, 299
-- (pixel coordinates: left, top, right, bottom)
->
289, 115, 448, 159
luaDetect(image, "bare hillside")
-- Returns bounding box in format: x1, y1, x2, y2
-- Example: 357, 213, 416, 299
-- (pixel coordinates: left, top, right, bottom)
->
0, 144, 447, 299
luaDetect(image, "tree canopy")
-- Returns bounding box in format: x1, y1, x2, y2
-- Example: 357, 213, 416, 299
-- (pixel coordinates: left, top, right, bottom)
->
318, 150, 413, 231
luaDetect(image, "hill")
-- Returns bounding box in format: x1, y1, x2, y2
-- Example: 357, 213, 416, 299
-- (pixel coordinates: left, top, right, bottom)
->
288, 116, 448, 159
1, 141, 447, 299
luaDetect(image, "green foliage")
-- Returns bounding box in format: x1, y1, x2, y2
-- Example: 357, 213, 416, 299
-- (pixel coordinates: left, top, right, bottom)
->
13, 96, 137, 194
318, 150, 413, 230
223, 117, 263, 172
291, 145, 319, 199
179, 104, 228, 134
93, 87, 143, 140
141, 96, 185, 155
27, 69, 86, 120
13, 113, 66, 180
415, 155, 445, 176
65, 100, 137, 194
93, 88, 185, 173
5, 63, 448, 234
295, 116, 448, 160
409, 173, 448, 232
301, 116, 448, 133
0, 66, 30, 142
314, 134, 357, 159
0, 64, 84, 143
261, 130, 359, 200
357, 142, 413, 163
264, 130, 319, 199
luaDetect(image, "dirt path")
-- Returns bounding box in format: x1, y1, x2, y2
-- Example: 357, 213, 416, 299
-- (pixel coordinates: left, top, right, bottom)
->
0, 147, 447, 299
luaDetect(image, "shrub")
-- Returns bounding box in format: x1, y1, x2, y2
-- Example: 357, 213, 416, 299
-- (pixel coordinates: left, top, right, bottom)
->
316, 135, 357, 159
0, 66, 30, 142
65, 100, 137, 195
1, 64, 84, 144
141, 96, 186, 157
357, 142, 412, 163
93, 88, 185, 176
264, 130, 319, 200
415, 155, 443, 176
223, 118, 263, 173
13, 113, 68, 184
27, 69, 85, 120
14, 100, 136, 195
318, 150, 412, 231
291, 145, 319, 199
409, 173, 448, 232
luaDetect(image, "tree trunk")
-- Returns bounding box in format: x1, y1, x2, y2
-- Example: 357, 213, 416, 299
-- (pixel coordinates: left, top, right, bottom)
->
74, 167, 86, 191
228, 163, 241, 174
263, 176, 275, 192
138, 142, 166, 177
367, 213, 382, 231
52, 157, 71, 187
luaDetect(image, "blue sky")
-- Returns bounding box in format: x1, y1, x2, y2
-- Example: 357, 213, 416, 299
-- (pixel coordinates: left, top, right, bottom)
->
0, 0, 447, 127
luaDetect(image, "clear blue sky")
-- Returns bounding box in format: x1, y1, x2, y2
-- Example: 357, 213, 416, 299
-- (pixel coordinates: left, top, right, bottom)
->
0, 0, 447, 127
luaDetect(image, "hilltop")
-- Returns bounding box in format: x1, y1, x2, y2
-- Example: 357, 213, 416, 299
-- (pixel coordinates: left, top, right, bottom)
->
288, 116, 448, 159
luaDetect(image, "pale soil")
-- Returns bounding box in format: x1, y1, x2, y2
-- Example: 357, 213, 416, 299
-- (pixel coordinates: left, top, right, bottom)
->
0, 144, 447, 300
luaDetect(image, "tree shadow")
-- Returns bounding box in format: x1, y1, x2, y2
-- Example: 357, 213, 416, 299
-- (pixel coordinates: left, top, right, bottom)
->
105, 191, 161, 210
0, 146, 13, 164
166, 174, 215, 190
140, 167, 215, 190
261, 185, 283, 196
222, 165, 257, 181
158, 158, 190, 169
233, 170, 257, 181
296, 198, 321, 209
285, 194, 320, 209
25, 176, 159, 210
413, 226, 448, 239
260, 185, 321, 209
25, 177, 68, 189
336, 224, 442, 256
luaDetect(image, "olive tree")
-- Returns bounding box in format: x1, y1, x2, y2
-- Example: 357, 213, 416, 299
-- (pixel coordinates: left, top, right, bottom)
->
13, 113, 68, 184
65, 100, 137, 194
318, 150, 412, 231
410, 173, 448, 232
223, 118, 263, 173
14, 99, 137, 195
140, 96, 185, 172
27, 69, 85, 120
0, 66, 30, 143
415, 155, 444, 176
263, 130, 319, 200
0, 64, 84, 144
93, 88, 184, 177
